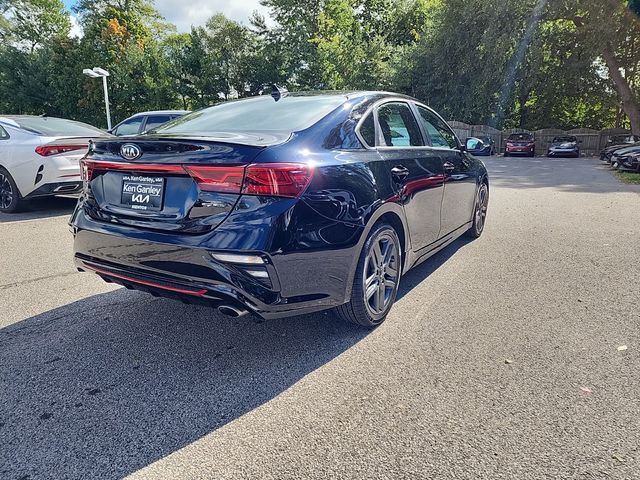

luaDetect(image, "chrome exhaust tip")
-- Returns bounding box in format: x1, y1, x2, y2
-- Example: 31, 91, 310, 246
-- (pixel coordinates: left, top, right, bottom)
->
218, 305, 249, 318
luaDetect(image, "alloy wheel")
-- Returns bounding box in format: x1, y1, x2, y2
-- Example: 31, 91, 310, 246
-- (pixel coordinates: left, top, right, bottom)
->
363, 233, 400, 316
475, 184, 488, 235
0, 172, 13, 210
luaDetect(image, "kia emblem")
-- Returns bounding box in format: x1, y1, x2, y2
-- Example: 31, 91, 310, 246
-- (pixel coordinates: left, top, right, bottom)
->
120, 143, 142, 161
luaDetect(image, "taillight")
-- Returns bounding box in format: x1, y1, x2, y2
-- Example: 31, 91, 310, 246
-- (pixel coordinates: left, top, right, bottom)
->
79, 160, 314, 198
80, 159, 93, 182
36, 144, 88, 156
242, 163, 314, 198
183, 166, 244, 193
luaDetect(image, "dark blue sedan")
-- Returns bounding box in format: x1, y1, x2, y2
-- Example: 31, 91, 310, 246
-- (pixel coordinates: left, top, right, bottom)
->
72, 89, 489, 327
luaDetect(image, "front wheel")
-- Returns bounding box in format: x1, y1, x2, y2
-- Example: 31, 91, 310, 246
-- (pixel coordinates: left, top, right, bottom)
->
336, 223, 402, 327
466, 182, 489, 238
0, 168, 23, 214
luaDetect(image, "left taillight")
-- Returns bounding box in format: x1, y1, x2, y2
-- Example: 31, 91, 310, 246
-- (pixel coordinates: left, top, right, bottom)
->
35, 144, 88, 157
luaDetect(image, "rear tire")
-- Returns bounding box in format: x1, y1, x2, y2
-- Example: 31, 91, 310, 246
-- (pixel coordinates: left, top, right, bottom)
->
336, 223, 402, 327
466, 182, 489, 239
0, 168, 24, 214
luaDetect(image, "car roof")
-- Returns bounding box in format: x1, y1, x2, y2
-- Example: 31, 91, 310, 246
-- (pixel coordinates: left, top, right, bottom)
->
127, 110, 191, 118
0, 115, 95, 129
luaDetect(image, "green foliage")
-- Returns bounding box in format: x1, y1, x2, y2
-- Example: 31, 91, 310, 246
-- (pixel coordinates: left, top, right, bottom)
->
0, 0, 638, 132
2, 0, 70, 50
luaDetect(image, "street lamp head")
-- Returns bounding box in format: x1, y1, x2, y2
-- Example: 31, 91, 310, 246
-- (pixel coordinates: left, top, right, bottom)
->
82, 68, 100, 78
92, 67, 110, 77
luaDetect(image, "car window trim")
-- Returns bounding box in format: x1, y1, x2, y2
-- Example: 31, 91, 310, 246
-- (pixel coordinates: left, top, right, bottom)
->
0, 124, 10, 140
373, 100, 426, 150
413, 102, 462, 151
354, 97, 462, 152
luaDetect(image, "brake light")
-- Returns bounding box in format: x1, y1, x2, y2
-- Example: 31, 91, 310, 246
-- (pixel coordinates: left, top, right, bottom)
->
183, 166, 244, 193
242, 163, 314, 198
80, 159, 93, 182
36, 144, 88, 156
79, 160, 314, 198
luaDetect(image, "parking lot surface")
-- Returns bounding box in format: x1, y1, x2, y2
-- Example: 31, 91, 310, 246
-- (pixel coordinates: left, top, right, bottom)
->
1, 157, 639, 479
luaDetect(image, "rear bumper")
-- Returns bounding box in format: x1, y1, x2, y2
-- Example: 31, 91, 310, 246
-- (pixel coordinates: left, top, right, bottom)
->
72, 214, 360, 320
505, 147, 534, 155
24, 181, 82, 199
547, 149, 579, 157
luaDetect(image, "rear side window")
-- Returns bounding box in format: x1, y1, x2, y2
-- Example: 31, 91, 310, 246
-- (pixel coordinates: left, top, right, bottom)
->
377, 102, 423, 147
359, 113, 376, 147
144, 115, 172, 131
416, 106, 457, 149
114, 117, 143, 136
0, 125, 9, 140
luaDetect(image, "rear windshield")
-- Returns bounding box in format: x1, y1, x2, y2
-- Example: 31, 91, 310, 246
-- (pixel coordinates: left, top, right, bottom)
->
553, 136, 577, 142
508, 133, 533, 141
11, 117, 106, 136
152, 95, 347, 135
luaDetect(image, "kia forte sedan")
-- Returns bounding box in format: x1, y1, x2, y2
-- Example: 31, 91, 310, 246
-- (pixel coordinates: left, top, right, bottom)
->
71, 90, 489, 327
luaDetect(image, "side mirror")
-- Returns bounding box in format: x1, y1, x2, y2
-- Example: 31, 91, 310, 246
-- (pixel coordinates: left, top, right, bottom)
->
459, 142, 468, 152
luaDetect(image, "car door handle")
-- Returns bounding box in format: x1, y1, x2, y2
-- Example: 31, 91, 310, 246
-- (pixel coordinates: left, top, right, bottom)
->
391, 166, 409, 181
443, 161, 455, 173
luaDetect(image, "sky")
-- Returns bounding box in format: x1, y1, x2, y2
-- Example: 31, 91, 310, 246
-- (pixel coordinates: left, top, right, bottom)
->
63, 0, 268, 34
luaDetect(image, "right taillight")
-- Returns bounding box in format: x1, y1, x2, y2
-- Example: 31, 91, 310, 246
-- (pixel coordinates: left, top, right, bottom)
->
183, 166, 244, 193
80, 159, 94, 182
242, 163, 314, 198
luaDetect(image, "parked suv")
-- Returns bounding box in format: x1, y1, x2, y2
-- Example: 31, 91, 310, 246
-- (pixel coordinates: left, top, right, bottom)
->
504, 133, 535, 157
72, 91, 489, 327
109, 110, 189, 136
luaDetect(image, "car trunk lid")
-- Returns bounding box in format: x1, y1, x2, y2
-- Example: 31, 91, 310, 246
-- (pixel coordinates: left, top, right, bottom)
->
82, 137, 267, 233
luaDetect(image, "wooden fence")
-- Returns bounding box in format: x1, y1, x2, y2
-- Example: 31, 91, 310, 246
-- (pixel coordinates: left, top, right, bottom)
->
447, 121, 634, 156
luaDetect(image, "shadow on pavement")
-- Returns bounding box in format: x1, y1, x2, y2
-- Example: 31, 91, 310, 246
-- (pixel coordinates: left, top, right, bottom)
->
0, 228, 470, 479
0, 196, 77, 223
0, 290, 367, 479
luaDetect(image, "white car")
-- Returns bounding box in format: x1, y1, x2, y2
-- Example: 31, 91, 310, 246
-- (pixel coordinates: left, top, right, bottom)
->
0, 115, 109, 213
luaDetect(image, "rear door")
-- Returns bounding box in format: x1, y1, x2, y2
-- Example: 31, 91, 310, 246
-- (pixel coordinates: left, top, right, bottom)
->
415, 105, 477, 237
372, 101, 445, 251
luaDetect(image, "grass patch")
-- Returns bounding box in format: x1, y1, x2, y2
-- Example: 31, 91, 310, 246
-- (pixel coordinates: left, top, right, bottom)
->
613, 170, 640, 185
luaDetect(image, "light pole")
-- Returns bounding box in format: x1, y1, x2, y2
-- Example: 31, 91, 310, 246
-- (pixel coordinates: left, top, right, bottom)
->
82, 67, 112, 130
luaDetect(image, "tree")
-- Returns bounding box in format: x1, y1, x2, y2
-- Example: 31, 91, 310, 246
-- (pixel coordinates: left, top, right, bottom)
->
547, 0, 640, 134
2, 0, 70, 52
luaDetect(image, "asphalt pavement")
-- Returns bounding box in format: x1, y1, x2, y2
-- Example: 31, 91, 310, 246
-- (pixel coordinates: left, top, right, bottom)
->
1, 157, 639, 479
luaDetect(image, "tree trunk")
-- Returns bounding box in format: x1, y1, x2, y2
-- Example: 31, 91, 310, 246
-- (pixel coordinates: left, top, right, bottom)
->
602, 45, 640, 135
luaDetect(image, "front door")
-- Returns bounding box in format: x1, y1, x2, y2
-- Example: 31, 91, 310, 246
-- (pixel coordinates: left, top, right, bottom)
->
415, 106, 477, 237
